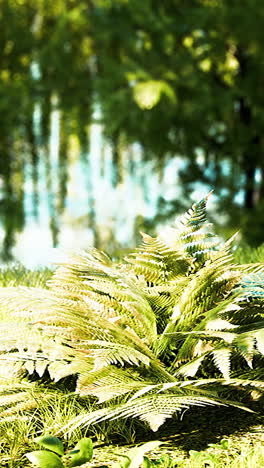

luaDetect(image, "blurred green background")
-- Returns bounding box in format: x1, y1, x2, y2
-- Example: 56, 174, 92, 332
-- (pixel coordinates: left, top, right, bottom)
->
1, 0, 264, 264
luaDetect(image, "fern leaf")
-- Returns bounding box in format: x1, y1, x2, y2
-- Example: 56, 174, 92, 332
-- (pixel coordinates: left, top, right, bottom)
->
206, 318, 238, 330
79, 340, 150, 370
212, 348, 232, 379
126, 233, 190, 284
61, 394, 227, 434
76, 366, 147, 402
233, 334, 255, 367
256, 330, 264, 355
176, 355, 207, 377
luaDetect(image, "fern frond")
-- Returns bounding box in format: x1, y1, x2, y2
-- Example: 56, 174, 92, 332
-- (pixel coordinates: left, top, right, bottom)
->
174, 355, 208, 377
51, 254, 159, 345
233, 334, 255, 367
159, 193, 222, 267
156, 254, 239, 358
61, 393, 227, 433
77, 340, 151, 369
76, 366, 148, 402
126, 233, 190, 284
212, 347, 232, 379
255, 329, 264, 355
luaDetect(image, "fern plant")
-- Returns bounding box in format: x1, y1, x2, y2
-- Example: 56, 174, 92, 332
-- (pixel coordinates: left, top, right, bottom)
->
0, 195, 264, 432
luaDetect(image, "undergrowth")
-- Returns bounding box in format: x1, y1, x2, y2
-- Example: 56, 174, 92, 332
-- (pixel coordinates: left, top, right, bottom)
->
0, 198, 264, 466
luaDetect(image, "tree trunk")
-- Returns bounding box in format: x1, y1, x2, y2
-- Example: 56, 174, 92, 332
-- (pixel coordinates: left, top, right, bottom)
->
236, 48, 259, 211
238, 96, 257, 210
26, 113, 39, 219
58, 112, 69, 215
244, 165, 255, 209
111, 130, 122, 187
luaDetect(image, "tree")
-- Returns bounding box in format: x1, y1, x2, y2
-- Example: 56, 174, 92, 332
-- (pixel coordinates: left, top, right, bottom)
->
1, 0, 264, 257
95, 1, 264, 207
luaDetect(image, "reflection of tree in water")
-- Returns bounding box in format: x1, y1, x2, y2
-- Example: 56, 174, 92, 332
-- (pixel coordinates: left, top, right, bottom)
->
1, 1, 264, 259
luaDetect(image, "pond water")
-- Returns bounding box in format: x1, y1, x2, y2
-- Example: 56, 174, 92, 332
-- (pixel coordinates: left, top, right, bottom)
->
4, 118, 197, 268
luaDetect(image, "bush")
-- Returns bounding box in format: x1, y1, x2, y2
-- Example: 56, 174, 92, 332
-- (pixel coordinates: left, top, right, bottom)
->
0, 195, 264, 434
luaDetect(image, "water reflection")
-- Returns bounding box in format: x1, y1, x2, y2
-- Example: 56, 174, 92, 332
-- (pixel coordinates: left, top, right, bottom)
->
12, 141, 185, 268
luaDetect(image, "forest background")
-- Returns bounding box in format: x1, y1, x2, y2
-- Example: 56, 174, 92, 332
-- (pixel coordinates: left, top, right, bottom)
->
1, 0, 264, 265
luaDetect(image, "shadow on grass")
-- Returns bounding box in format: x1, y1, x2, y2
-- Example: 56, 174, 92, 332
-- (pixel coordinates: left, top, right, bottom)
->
89, 404, 264, 466
100, 402, 263, 448
148, 404, 264, 452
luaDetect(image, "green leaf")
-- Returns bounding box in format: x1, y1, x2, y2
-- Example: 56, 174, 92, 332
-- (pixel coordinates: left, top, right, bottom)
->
154, 455, 173, 467
25, 451, 64, 468
220, 439, 229, 450
126, 441, 162, 468
34, 435, 64, 456
142, 456, 152, 468
189, 450, 199, 458
112, 456, 131, 468
177, 355, 206, 377
68, 437, 93, 467
133, 81, 162, 109
113, 442, 162, 468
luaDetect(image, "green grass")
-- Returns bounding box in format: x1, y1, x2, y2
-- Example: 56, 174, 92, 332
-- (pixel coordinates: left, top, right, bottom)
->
0, 264, 52, 288
0, 264, 264, 467
233, 243, 264, 264
1, 399, 263, 467
0, 265, 52, 321
86, 406, 264, 467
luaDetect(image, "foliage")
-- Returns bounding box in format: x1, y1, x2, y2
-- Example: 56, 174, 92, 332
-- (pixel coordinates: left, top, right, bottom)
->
26, 437, 165, 468
112, 441, 163, 468
179, 439, 264, 468
23, 435, 264, 468
1, 407, 264, 467
233, 244, 264, 265
0, 196, 264, 435
0, 265, 52, 288
25, 435, 93, 467
0, 266, 52, 321
2, 0, 264, 255
0, 388, 123, 466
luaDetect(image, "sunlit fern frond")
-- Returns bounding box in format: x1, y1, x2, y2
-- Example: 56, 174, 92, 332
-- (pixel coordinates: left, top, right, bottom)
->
50, 252, 158, 346
0, 281, 158, 348
239, 271, 264, 298
61, 389, 251, 434
155, 253, 240, 358
125, 232, 191, 285
159, 193, 221, 268
75, 339, 152, 369
76, 366, 149, 402
211, 347, 232, 380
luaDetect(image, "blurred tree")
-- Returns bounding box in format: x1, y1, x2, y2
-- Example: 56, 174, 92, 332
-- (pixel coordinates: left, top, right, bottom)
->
89, 0, 264, 242
0, 0, 94, 257
1, 0, 264, 258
